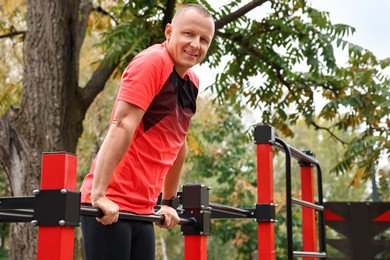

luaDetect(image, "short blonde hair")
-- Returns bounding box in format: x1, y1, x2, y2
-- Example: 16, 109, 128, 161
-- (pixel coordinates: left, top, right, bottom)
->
172, 4, 213, 24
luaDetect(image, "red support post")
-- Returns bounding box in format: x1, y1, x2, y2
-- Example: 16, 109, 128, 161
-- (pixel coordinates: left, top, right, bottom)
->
37, 152, 77, 260
184, 236, 207, 260
257, 144, 275, 260
300, 165, 317, 260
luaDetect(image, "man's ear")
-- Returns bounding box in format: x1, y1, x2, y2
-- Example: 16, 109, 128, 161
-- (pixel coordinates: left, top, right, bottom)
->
165, 23, 172, 40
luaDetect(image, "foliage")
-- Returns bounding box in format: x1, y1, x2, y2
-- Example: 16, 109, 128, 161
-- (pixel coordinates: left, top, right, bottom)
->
185, 103, 376, 258
0, 169, 8, 259
0, 1, 24, 116
0, 0, 389, 258
185, 97, 258, 258
76, 86, 387, 258
205, 0, 390, 179
76, 37, 119, 186
0, 0, 387, 191
91, 0, 173, 77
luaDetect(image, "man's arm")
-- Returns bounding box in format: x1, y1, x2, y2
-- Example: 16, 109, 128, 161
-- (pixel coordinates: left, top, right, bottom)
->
91, 100, 145, 225
163, 140, 187, 199
156, 140, 187, 229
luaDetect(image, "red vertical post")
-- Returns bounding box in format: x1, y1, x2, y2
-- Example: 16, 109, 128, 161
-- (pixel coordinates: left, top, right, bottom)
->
37, 152, 77, 260
255, 125, 276, 260
300, 165, 317, 260
184, 236, 207, 260
257, 144, 275, 260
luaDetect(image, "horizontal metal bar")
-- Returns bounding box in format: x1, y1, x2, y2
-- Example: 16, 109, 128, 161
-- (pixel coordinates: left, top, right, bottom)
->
293, 251, 326, 258
80, 206, 196, 226
0, 209, 34, 214
273, 141, 319, 165
209, 202, 253, 218
0, 196, 35, 209
291, 198, 324, 211
0, 211, 34, 222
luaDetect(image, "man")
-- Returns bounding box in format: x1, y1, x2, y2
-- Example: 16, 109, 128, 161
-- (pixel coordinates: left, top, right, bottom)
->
80, 4, 215, 260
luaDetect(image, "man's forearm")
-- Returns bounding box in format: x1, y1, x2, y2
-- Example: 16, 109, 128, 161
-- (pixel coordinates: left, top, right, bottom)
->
91, 124, 134, 201
162, 141, 187, 199
91, 101, 145, 202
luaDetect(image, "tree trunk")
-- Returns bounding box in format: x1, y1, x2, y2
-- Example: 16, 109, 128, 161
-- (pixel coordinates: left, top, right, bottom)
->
0, 0, 83, 259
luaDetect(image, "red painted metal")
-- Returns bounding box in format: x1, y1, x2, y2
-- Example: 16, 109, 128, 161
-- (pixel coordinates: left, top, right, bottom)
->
184, 235, 207, 260
374, 210, 390, 222
300, 165, 317, 260
324, 209, 345, 221
257, 144, 275, 260
37, 153, 77, 260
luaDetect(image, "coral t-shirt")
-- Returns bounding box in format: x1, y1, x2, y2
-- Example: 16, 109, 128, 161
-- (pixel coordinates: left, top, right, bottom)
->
80, 42, 199, 214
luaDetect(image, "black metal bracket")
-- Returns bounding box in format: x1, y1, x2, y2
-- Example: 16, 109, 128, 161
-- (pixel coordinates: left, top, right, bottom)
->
254, 125, 275, 144
33, 189, 81, 226
180, 184, 211, 236
255, 203, 277, 223
0, 189, 81, 226
298, 150, 316, 167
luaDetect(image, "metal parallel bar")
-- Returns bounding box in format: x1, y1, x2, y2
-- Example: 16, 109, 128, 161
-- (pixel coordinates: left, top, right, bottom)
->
0, 209, 34, 222
0, 209, 34, 214
315, 164, 327, 254
293, 251, 327, 258
273, 141, 319, 166
291, 198, 324, 211
275, 137, 327, 259
275, 138, 294, 260
0, 211, 34, 222
80, 206, 196, 226
209, 211, 248, 219
209, 202, 252, 218
0, 205, 197, 227
0, 196, 35, 209
0, 201, 251, 224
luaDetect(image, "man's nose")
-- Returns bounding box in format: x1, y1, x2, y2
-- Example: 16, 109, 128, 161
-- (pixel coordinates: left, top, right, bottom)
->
190, 37, 200, 49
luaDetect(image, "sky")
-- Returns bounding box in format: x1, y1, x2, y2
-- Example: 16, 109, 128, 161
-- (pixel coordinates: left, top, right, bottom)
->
312, 0, 390, 60
194, 0, 390, 87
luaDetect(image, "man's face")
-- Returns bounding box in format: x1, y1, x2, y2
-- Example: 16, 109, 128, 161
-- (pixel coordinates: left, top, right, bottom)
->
165, 9, 214, 77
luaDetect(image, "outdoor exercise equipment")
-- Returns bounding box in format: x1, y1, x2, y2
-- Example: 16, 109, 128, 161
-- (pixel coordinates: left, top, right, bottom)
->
324, 202, 390, 259
0, 124, 327, 260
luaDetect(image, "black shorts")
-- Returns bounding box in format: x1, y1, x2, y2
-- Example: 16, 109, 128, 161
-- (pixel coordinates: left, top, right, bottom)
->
81, 216, 155, 260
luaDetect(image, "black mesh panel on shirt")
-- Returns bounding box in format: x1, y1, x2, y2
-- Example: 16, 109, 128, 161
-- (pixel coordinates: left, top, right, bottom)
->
139, 70, 198, 134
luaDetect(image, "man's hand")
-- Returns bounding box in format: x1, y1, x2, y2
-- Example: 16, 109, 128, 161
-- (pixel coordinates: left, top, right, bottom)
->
92, 196, 120, 225
156, 205, 180, 229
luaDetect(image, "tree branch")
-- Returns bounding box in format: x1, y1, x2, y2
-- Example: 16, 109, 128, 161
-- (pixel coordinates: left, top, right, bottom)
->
0, 31, 25, 39
216, 30, 350, 146
78, 58, 119, 110
215, 0, 269, 29
76, 0, 94, 57
95, 6, 119, 25
310, 121, 348, 145
162, 0, 176, 31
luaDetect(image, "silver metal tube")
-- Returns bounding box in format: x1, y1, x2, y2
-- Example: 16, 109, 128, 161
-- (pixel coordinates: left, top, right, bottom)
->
291, 198, 324, 211
293, 251, 326, 258
274, 142, 319, 165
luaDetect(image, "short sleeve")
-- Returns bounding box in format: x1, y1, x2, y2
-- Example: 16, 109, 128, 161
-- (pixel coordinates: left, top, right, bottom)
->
117, 50, 165, 111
